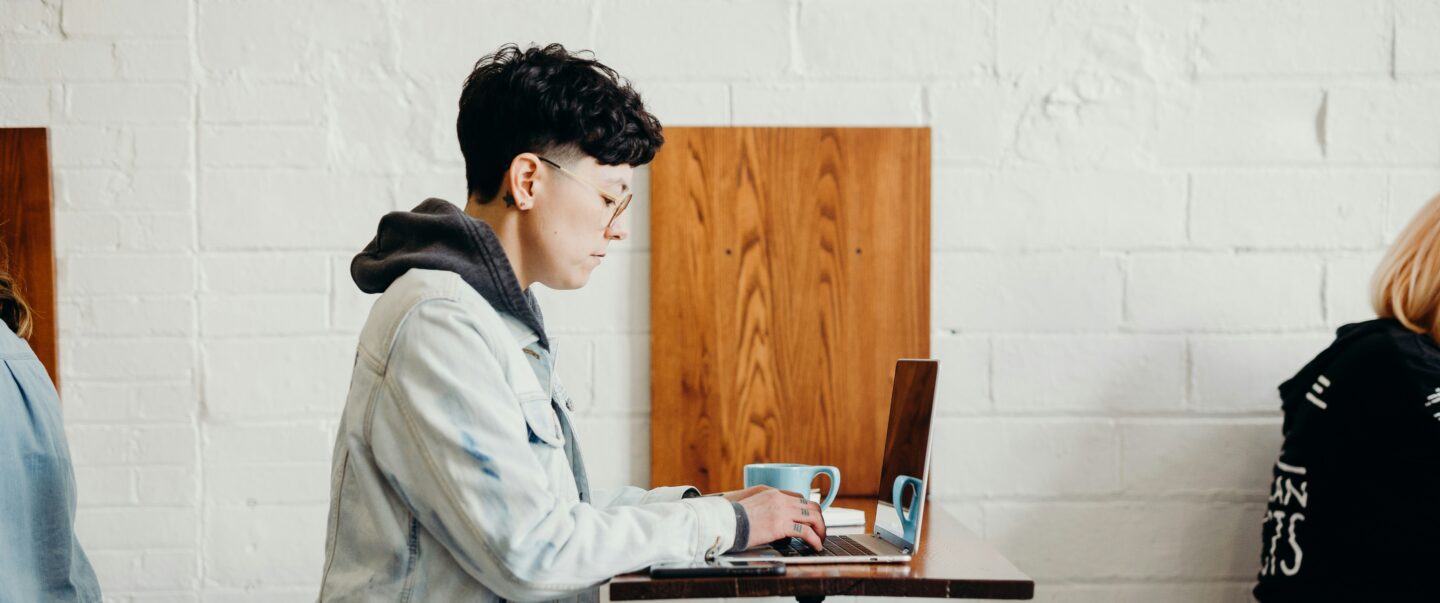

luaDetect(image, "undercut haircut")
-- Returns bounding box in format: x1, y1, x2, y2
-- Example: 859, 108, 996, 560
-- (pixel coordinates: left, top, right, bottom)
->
457, 43, 664, 204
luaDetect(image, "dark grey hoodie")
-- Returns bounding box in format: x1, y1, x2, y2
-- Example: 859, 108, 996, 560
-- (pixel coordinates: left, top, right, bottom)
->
352, 198, 551, 351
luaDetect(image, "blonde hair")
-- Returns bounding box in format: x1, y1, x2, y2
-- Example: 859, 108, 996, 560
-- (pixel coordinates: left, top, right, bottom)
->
0, 268, 32, 339
1372, 193, 1440, 339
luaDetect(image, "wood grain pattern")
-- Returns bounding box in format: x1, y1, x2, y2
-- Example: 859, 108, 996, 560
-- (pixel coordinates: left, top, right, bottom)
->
609, 498, 1035, 600
0, 128, 58, 388
651, 128, 930, 496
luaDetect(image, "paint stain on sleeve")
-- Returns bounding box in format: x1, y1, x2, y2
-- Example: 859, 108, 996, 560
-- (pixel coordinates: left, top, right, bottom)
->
460, 432, 501, 479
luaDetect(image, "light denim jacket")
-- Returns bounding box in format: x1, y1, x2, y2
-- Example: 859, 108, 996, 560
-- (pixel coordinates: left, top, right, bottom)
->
319, 269, 737, 601
0, 324, 101, 602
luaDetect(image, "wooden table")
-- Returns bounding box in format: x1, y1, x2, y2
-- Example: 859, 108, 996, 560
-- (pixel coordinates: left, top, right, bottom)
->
608, 497, 1034, 601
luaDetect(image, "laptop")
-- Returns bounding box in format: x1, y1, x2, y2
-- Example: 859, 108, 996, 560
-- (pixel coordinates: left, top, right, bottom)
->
723, 358, 939, 564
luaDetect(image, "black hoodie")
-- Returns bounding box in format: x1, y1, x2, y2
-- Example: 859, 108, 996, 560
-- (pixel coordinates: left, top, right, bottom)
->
1255, 318, 1440, 601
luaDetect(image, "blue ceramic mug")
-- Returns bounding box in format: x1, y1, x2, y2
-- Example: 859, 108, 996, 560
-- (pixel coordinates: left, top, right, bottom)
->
743, 463, 841, 510
892, 475, 924, 543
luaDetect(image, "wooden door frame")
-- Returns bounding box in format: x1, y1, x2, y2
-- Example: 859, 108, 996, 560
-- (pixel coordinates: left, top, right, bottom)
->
0, 128, 59, 389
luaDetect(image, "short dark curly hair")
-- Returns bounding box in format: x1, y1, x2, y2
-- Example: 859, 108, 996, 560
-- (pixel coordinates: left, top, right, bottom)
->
457, 43, 664, 204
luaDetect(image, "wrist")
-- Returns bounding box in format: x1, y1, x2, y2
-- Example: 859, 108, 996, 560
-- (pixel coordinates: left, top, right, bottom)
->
727, 501, 751, 553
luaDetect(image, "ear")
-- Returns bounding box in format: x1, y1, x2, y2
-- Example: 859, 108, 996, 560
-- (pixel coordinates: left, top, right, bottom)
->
505, 153, 543, 211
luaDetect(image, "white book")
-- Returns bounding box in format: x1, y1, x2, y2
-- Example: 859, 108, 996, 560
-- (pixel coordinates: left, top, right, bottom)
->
808, 490, 866, 528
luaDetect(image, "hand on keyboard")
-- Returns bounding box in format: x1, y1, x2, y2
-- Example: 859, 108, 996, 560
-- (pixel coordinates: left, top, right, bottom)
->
770, 535, 875, 557
735, 486, 828, 551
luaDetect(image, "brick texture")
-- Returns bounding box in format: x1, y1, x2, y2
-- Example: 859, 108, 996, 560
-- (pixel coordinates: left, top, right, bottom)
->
7, 0, 1434, 600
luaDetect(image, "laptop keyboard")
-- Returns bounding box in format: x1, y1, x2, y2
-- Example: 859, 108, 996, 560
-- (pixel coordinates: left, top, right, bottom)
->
770, 535, 878, 557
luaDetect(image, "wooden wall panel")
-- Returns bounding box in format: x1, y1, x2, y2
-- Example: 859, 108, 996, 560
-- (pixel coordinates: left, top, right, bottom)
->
0, 128, 58, 388
651, 127, 930, 496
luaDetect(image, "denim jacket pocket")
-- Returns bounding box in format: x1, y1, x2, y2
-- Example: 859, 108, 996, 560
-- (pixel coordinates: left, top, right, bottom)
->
519, 393, 565, 448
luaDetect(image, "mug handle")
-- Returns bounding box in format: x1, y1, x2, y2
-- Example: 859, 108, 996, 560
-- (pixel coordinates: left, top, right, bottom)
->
892, 475, 924, 538
810, 466, 840, 510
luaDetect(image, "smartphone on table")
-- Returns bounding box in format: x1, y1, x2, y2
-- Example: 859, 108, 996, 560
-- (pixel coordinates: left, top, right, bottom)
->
649, 559, 785, 578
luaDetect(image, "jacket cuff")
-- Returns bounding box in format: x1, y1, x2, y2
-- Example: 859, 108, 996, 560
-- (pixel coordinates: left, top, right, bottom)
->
680, 496, 738, 559
726, 501, 750, 554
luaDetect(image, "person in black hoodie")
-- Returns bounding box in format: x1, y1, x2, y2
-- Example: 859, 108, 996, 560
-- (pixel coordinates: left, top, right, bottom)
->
1255, 193, 1440, 601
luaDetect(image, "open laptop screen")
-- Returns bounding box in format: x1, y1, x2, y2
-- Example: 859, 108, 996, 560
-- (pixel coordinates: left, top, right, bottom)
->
872, 359, 939, 551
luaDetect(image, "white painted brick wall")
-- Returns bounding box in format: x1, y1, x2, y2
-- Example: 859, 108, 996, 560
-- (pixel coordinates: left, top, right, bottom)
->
1391, 172, 1440, 233
1329, 86, 1440, 164
1159, 85, 1325, 165
732, 83, 925, 126
1190, 172, 1387, 249
69, 84, 193, 123
1125, 253, 1324, 331
205, 506, 328, 588
796, 0, 993, 79
60, 0, 190, 39
202, 339, 354, 419
1396, 0, 1440, 75
1325, 251, 1387, 324
1195, 0, 1391, 76
595, 0, 791, 80
930, 334, 989, 415
1120, 420, 1281, 494
928, 84, 1004, 165
57, 169, 194, 211
934, 170, 1186, 250
7, 0, 1439, 600
931, 418, 1120, 497
1189, 335, 1330, 413
992, 336, 1187, 413
1, 40, 118, 80
934, 253, 1124, 331
985, 501, 1264, 581
397, 0, 593, 85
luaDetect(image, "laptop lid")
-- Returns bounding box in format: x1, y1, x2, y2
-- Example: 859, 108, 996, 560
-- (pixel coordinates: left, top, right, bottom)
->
872, 359, 939, 554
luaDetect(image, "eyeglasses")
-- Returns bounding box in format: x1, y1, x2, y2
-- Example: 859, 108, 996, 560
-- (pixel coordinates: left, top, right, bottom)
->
537, 156, 632, 230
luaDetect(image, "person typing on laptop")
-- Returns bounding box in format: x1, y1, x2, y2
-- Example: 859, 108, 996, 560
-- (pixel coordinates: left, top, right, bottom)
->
725, 359, 938, 564
318, 43, 824, 602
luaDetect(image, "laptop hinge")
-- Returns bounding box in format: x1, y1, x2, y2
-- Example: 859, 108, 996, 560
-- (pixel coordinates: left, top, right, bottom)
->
874, 526, 913, 555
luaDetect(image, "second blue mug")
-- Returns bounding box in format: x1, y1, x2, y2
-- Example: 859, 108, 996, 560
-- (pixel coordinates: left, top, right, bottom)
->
892, 475, 924, 543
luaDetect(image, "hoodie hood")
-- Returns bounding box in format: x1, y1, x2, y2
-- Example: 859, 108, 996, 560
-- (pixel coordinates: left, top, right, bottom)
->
352, 198, 549, 349
1279, 317, 1440, 401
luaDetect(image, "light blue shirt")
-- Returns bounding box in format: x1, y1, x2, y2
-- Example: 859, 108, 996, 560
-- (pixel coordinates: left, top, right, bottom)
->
0, 324, 101, 602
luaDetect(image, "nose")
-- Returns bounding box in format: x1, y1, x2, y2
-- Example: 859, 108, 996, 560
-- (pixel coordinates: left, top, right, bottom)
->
605, 213, 629, 241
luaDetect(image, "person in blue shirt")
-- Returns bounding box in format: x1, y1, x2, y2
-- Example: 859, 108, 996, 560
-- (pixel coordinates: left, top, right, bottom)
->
0, 268, 101, 601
